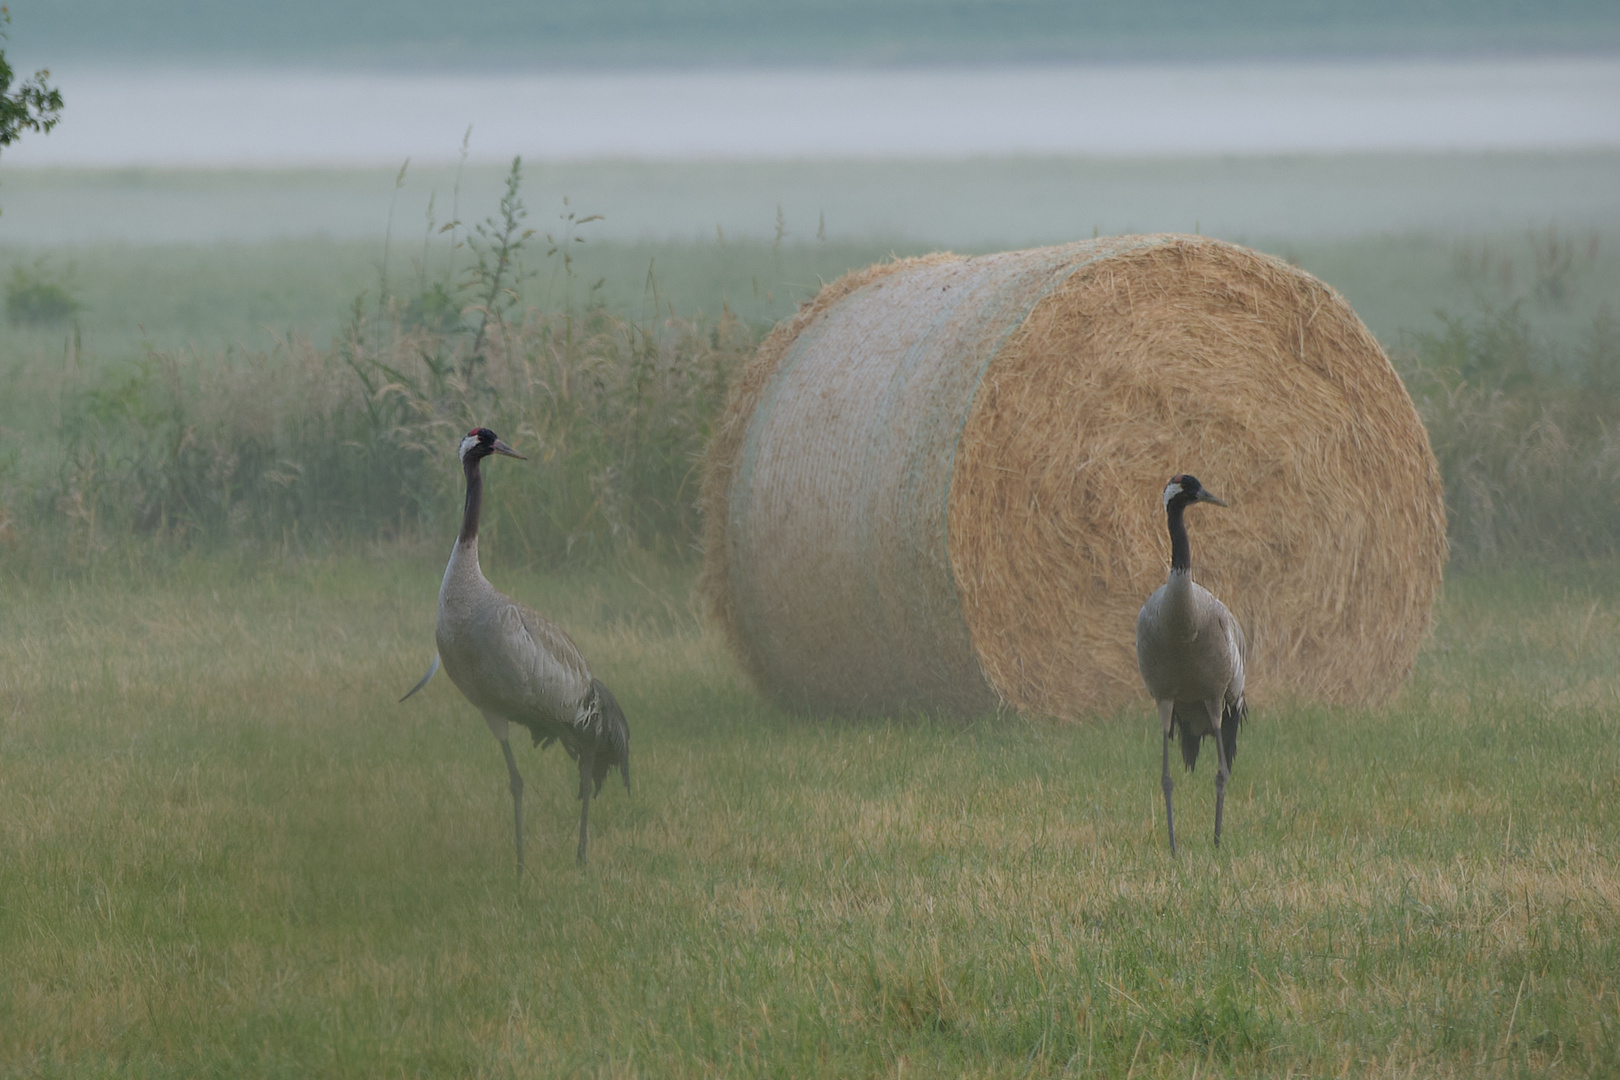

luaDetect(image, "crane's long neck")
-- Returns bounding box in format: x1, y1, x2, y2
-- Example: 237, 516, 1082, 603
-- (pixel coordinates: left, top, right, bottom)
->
1166, 499, 1192, 573
459, 455, 484, 545
442, 455, 487, 602
1159, 500, 1203, 634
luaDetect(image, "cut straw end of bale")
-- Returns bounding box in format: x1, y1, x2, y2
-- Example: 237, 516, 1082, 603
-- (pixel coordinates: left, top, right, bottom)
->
700, 236, 1446, 718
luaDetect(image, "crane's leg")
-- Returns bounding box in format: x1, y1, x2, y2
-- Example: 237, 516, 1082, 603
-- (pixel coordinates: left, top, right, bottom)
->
500, 739, 526, 876
485, 714, 524, 876
576, 745, 597, 867
1158, 700, 1177, 856
1208, 700, 1229, 849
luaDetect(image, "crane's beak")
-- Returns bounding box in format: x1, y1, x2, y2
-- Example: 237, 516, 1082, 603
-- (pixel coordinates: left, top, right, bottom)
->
1197, 488, 1228, 507
491, 438, 527, 461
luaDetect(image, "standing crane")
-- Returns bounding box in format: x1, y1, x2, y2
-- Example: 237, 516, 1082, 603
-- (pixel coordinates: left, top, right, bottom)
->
401, 427, 630, 870
1135, 474, 1246, 855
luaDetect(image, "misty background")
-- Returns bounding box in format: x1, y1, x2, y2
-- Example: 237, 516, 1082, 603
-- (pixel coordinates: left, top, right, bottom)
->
3, 3, 1617, 253
11, 0, 1620, 66
1, 0, 1618, 565
10, 7, 1620, 1073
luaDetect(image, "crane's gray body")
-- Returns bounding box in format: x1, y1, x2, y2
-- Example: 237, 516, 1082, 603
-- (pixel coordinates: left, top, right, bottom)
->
1135, 569, 1246, 740
436, 536, 598, 746
431, 532, 630, 868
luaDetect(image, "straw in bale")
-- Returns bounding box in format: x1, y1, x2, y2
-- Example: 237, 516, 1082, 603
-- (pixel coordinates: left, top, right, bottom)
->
701, 235, 1446, 718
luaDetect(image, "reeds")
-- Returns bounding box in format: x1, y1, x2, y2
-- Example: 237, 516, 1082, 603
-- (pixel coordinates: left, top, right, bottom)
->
1402, 303, 1620, 563
20, 293, 749, 571
3, 214, 1615, 580
4, 159, 754, 573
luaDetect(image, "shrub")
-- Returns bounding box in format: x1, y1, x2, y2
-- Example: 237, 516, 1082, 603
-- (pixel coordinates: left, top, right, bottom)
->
5, 262, 80, 326
1402, 303, 1620, 562
27, 157, 754, 569
41, 305, 750, 567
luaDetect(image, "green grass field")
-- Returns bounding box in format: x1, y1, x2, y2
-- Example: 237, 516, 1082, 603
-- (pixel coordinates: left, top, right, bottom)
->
3, 152, 1620, 1075
2, 552, 1618, 1077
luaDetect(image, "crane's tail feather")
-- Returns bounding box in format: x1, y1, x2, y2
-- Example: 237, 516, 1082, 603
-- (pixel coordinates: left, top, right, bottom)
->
399, 654, 440, 703
588, 678, 631, 796
1173, 707, 1203, 772
1171, 694, 1244, 773
1221, 693, 1245, 770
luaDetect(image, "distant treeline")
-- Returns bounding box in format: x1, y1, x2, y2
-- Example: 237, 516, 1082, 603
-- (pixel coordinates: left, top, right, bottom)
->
12, 0, 1620, 67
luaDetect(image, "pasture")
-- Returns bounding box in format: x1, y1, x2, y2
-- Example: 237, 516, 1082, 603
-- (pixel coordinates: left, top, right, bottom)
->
1, 555, 1618, 1077
2, 153, 1619, 1076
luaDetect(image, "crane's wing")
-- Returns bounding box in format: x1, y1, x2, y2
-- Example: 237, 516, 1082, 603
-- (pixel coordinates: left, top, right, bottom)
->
1214, 601, 1247, 703
492, 601, 595, 723
399, 653, 440, 702
1211, 600, 1247, 768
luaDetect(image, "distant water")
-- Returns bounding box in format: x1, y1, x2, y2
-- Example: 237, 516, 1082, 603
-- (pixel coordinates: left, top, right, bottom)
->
8, 57, 1620, 166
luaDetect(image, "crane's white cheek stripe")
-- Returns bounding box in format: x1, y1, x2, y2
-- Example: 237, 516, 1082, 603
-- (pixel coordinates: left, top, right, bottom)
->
1163, 482, 1180, 508
459, 435, 480, 461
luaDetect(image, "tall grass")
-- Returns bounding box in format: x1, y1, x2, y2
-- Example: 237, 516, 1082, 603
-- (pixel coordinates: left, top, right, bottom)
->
13, 295, 1620, 576
3, 177, 1617, 575
1401, 302, 1620, 562
6, 161, 752, 573
20, 306, 747, 570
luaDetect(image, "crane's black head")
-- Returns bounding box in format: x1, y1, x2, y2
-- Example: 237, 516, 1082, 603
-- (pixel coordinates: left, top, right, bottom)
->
1162, 474, 1227, 511
458, 427, 527, 464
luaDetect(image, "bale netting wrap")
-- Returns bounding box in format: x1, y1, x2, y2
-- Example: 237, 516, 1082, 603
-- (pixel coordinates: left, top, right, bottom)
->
700, 235, 1447, 718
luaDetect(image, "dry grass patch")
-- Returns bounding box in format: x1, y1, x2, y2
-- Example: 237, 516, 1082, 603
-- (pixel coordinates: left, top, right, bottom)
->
1, 557, 1618, 1077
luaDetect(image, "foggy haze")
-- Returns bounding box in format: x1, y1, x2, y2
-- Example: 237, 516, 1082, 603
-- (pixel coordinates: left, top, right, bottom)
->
7, 57, 1619, 169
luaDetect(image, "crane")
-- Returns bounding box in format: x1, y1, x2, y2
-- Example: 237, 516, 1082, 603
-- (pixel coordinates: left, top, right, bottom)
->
1135, 474, 1246, 854
402, 427, 630, 870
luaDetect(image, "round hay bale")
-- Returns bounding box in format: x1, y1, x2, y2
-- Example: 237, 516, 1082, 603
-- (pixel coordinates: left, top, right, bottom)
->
700, 235, 1446, 718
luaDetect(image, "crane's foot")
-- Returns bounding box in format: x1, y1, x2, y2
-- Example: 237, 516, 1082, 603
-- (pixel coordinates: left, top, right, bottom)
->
1213, 767, 1228, 848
